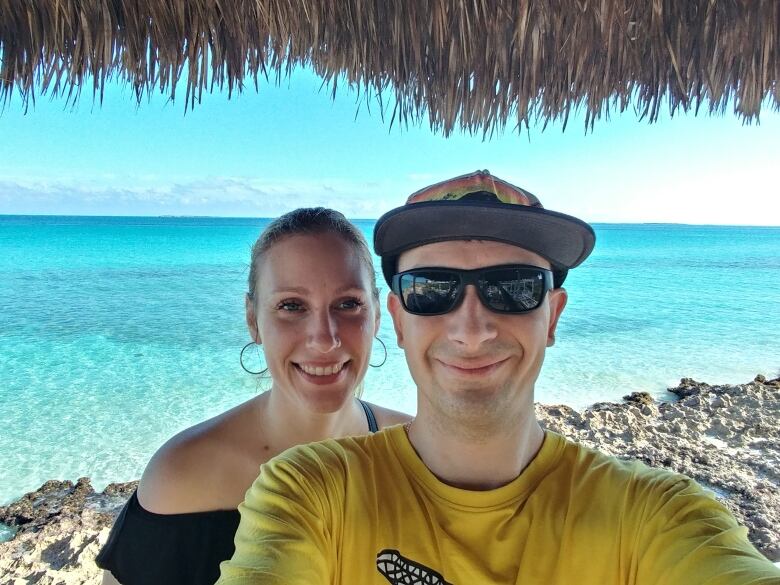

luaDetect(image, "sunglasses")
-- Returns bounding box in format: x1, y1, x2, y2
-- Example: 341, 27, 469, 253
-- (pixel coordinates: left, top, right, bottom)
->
391, 264, 554, 316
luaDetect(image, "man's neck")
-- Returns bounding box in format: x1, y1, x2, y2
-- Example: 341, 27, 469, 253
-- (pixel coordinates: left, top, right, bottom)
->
406, 406, 545, 491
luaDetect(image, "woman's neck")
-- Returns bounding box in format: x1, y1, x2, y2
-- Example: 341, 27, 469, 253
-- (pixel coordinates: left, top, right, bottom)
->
257, 388, 368, 453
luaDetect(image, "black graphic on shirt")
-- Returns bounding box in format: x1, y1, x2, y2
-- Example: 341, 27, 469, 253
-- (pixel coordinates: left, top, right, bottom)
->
376, 549, 453, 585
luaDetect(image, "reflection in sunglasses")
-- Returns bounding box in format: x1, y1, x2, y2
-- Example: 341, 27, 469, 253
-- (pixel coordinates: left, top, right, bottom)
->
396, 267, 549, 315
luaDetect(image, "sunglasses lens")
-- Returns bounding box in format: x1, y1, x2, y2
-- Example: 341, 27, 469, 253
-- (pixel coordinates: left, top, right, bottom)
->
395, 266, 550, 315
398, 272, 460, 314
478, 268, 546, 312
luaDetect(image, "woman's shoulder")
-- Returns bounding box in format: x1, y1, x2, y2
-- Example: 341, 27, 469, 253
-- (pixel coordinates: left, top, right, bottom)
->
97, 492, 240, 584
364, 401, 413, 428
138, 396, 264, 514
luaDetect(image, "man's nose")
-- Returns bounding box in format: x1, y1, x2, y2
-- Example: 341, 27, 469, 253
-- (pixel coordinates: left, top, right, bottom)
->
446, 285, 497, 348
307, 309, 341, 353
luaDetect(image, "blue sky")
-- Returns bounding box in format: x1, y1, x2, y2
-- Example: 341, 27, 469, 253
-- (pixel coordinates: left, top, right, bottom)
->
0, 66, 778, 224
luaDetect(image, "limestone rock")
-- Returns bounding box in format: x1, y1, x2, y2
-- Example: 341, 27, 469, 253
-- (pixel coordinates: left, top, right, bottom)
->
2, 376, 778, 584
0, 479, 137, 584
537, 376, 779, 561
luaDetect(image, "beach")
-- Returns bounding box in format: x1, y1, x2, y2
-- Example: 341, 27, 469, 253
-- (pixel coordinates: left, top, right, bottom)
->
2, 217, 779, 582
1, 375, 778, 584
2, 218, 779, 506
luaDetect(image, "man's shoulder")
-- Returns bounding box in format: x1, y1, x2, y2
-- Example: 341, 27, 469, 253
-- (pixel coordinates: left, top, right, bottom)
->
552, 431, 701, 498
544, 432, 729, 537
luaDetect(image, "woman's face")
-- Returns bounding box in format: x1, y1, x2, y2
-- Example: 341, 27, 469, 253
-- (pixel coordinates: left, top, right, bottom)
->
247, 232, 379, 413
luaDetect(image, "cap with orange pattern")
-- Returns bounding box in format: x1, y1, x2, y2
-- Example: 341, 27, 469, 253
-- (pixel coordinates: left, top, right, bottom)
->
373, 170, 595, 288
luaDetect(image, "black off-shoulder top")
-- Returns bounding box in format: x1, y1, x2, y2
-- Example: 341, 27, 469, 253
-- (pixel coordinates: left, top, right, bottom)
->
96, 400, 379, 585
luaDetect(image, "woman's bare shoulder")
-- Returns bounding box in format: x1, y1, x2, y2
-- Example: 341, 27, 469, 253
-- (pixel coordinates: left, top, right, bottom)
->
137, 396, 264, 514
365, 402, 413, 428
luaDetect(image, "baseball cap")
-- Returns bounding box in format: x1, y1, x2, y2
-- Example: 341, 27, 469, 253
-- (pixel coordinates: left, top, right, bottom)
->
373, 170, 595, 288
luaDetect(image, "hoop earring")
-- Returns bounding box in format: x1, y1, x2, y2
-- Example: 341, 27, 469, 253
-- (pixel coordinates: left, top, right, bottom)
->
369, 336, 387, 368
240, 341, 268, 375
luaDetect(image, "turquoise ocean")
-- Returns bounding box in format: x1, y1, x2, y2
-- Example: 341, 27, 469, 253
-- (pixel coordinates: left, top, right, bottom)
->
1, 216, 779, 510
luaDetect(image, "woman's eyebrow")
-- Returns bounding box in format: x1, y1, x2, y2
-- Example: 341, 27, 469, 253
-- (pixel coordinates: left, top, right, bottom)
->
270, 284, 365, 295
270, 286, 310, 295
333, 284, 365, 293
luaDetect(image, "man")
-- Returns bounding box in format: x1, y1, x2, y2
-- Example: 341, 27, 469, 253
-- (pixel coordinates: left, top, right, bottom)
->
218, 171, 779, 584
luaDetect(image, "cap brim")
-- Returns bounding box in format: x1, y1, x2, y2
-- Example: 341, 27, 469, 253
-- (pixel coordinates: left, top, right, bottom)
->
374, 200, 595, 285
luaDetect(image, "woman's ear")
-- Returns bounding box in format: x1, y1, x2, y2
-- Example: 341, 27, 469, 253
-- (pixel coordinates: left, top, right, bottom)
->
245, 294, 261, 343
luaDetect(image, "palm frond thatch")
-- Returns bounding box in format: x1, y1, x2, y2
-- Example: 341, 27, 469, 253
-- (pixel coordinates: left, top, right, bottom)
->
0, 0, 777, 134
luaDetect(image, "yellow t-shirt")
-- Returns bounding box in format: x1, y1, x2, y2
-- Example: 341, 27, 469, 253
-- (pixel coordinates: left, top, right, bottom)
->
218, 426, 779, 585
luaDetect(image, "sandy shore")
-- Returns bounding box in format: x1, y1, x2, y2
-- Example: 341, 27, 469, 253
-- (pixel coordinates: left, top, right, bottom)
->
1, 376, 778, 584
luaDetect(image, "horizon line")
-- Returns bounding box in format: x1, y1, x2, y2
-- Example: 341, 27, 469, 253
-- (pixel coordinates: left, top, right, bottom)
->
1, 213, 779, 229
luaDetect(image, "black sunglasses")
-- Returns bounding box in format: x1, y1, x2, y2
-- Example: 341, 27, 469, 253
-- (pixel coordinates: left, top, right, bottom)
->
391, 264, 554, 316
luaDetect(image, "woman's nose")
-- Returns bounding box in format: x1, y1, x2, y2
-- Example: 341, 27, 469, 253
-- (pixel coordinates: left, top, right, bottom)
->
307, 309, 342, 353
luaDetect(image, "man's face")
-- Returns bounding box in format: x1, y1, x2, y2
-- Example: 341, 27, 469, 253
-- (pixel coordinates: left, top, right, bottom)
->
387, 240, 567, 434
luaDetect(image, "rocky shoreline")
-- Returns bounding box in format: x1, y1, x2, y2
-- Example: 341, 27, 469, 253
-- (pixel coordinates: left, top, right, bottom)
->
536, 375, 780, 562
2, 376, 779, 584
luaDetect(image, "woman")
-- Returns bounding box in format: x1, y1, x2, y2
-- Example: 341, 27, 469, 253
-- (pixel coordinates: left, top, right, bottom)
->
97, 208, 411, 585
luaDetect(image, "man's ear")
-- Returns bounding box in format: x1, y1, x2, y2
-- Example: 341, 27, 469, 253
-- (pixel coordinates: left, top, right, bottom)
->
386, 292, 405, 349
245, 294, 261, 344
546, 288, 568, 347
373, 298, 381, 337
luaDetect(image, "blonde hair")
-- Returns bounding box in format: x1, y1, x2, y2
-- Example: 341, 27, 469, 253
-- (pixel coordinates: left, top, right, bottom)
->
247, 207, 379, 303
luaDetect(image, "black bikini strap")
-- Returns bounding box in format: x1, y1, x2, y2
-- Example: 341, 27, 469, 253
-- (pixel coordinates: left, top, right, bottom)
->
359, 399, 379, 433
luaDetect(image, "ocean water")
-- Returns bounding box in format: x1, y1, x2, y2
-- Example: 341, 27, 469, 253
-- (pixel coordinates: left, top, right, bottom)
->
1, 216, 778, 505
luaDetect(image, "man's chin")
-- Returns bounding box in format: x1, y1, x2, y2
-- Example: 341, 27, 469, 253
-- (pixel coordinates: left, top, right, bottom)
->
430, 382, 512, 422
429, 391, 515, 440
426, 374, 536, 429
445, 380, 505, 399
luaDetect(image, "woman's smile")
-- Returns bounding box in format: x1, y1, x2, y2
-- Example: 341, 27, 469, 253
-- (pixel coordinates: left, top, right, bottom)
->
294, 360, 351, 384
296, 360, 349, 376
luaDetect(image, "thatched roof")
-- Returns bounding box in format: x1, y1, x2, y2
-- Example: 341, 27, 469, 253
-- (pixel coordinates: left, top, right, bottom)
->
1, 0, 777, 134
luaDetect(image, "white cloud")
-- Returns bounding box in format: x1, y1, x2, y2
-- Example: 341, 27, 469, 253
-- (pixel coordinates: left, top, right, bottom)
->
0, 176, 405, 218
1, 166, 776, 225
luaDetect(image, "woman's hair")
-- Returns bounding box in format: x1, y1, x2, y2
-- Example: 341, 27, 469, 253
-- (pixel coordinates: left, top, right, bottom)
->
247, 207, 379, 304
